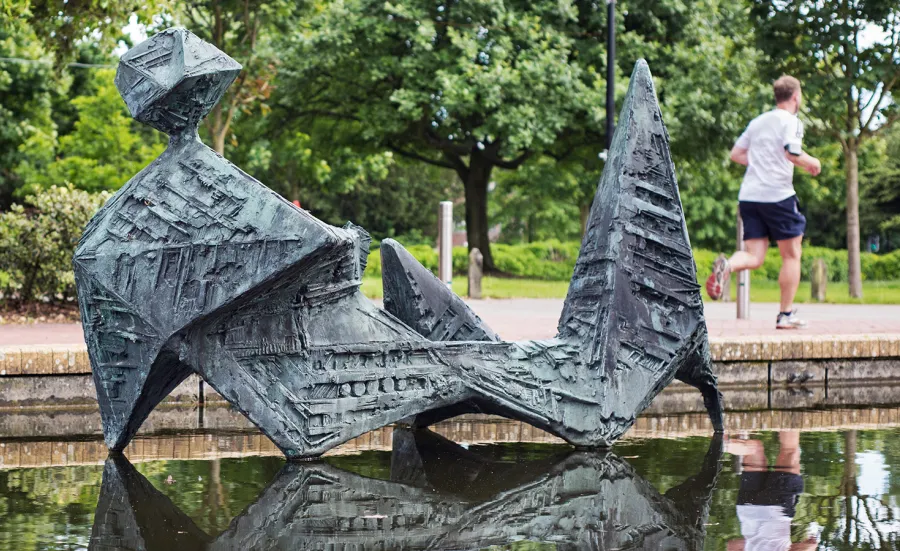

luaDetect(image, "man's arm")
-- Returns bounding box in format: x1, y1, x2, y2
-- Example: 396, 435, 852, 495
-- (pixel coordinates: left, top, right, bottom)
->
730, 145, 749, 166
785, 150, 821, 176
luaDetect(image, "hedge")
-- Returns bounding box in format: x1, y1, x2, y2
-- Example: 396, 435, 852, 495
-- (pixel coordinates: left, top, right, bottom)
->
0, 185, 111, 303
365, 240, 900, 282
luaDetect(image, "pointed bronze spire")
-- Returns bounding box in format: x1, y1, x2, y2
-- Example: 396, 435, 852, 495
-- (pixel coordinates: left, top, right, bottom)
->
381, 238, 499, 342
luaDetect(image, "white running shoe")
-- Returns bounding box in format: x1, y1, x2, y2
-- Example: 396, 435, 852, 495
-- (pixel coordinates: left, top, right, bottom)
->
776, 310, 808, 330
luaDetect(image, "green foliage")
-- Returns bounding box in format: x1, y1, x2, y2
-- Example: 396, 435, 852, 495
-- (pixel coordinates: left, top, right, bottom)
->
490, 157, 586, 244
0, 18, 57, 208
861, 125, 900, 249
367, 239, 900, 284
491, 241, 580, 280
0, 184, 108, 303
15, 69, 166, 196
276, 0, 615, 267
366, 239, 580, 281
12, 0, 166, 61
748, 1, 900, 145
862, 250, 900, 282
281, 0, 606, 157
487, 0, 771, 252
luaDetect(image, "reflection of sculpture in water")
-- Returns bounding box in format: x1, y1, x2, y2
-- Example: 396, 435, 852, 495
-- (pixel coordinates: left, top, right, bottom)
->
726, 431, 817, 551
74, 28, 723, 460
89, 431, 724, 550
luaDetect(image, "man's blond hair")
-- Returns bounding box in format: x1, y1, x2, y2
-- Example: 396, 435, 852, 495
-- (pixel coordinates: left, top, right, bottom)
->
774, 75, 801, 104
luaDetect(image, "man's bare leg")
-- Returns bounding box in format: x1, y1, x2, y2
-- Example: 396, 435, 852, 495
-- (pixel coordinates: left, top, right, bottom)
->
726, 437, 768, 472
774, 430, 801, 474
706, 239, 768, 300
729, 238, 769, 272
777, 236, 803, 313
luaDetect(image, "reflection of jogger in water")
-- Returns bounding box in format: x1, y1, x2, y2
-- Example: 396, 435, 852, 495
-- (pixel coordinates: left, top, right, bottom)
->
726, 431, 817, 551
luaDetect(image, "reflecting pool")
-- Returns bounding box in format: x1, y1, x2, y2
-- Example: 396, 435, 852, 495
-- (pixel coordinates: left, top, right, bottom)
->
1, 419, 898, 550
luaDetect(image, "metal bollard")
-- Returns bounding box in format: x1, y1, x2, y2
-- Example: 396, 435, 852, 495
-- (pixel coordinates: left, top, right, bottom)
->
736, 210, 750, 319
438, 201, 453, 288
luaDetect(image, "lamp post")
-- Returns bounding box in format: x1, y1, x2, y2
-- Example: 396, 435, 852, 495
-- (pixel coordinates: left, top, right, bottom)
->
606, 0, 616, 149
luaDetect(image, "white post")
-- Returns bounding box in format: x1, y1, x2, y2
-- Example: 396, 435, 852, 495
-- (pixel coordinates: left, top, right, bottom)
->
438, 201, 453, 288
737, 210, 750, 319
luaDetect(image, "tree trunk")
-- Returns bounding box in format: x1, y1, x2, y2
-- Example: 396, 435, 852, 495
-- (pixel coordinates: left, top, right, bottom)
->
845, 142, 863, 298
842, 430, 858, 541
463, 152, 495, 271
208, 0, 228, 156
580, 203, 591, 235
212, 129, 226, 155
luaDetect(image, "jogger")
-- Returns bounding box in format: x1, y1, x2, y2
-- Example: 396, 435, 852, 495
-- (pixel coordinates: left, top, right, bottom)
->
705, 75, 821, 329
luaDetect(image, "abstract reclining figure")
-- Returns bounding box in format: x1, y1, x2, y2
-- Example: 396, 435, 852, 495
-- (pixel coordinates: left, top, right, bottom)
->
89, 428, 725, 550
74, 28, 723, 459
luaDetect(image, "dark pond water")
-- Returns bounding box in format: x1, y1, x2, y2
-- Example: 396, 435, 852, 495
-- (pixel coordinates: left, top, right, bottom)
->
1, 426, 898, 550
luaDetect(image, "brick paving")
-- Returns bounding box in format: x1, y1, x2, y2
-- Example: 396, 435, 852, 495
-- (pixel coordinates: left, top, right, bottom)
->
468, 300, 900, 341
2, 300, 899, 347
2, 300, 900, 347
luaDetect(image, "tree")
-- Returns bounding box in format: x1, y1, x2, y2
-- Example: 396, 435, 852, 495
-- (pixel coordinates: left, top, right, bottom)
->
0, 19, 56, 209
9, 0, 164, 61
861, 125, 900, 250
15, 69, 166, 196
276, 0, 607, 271
490, 156, 586, 243
485, 0, 770, 251
176, 0, 294, 154
749, 0, 900, 298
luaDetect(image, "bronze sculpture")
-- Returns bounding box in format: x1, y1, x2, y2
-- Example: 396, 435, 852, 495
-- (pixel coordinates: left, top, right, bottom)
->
74, 28, 723, 460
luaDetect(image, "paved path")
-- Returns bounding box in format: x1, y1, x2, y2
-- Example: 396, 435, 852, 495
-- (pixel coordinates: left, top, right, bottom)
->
470, 300, 900, 341
2, 300, 899, 346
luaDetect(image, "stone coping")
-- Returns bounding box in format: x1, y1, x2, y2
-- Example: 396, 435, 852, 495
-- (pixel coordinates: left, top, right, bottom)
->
0, 335, 898, 376
3, 407, 900, 469
0, 344, 89, 376
709, 334, 900, 362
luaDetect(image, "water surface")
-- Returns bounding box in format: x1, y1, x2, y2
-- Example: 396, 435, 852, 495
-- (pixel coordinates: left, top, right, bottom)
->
1, 419, 898, 550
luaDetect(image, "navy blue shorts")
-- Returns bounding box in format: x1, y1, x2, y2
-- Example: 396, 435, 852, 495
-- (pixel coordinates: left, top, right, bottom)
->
739, 196, 806, 242
737, 471, 804, 518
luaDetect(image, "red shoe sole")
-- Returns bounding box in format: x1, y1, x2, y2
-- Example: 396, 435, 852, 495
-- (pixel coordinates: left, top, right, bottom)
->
705, 274, 723, 300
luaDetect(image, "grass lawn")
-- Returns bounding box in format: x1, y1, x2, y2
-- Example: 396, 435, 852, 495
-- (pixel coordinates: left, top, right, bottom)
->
722, 279, 900, 305
362, 276, 900, 304
361, 277, 569, 299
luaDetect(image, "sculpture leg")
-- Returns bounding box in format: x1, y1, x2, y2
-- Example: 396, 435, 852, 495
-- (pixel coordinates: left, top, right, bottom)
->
675, 340, 725, 432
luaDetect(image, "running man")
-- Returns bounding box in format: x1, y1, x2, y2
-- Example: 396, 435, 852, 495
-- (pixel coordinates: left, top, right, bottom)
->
725, 431, 818, 551
706, 75, 822, 329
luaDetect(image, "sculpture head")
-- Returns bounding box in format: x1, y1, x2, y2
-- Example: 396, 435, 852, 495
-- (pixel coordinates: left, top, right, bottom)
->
115, 28, 242, 136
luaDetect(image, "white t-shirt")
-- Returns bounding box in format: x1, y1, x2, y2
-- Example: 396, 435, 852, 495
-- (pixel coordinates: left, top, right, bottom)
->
735, 108, 804, 203
737, 504, 793, 551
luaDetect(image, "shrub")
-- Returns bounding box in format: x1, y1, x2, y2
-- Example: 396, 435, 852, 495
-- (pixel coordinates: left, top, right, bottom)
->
695, 245, 887, 283
364, 249, 381, 278
362, 240, 900, 283
865, 250, 900, 281
0, 185, 109, 304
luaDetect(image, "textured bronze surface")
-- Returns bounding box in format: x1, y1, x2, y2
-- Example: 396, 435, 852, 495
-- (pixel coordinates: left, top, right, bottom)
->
75, 29, 721, 459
